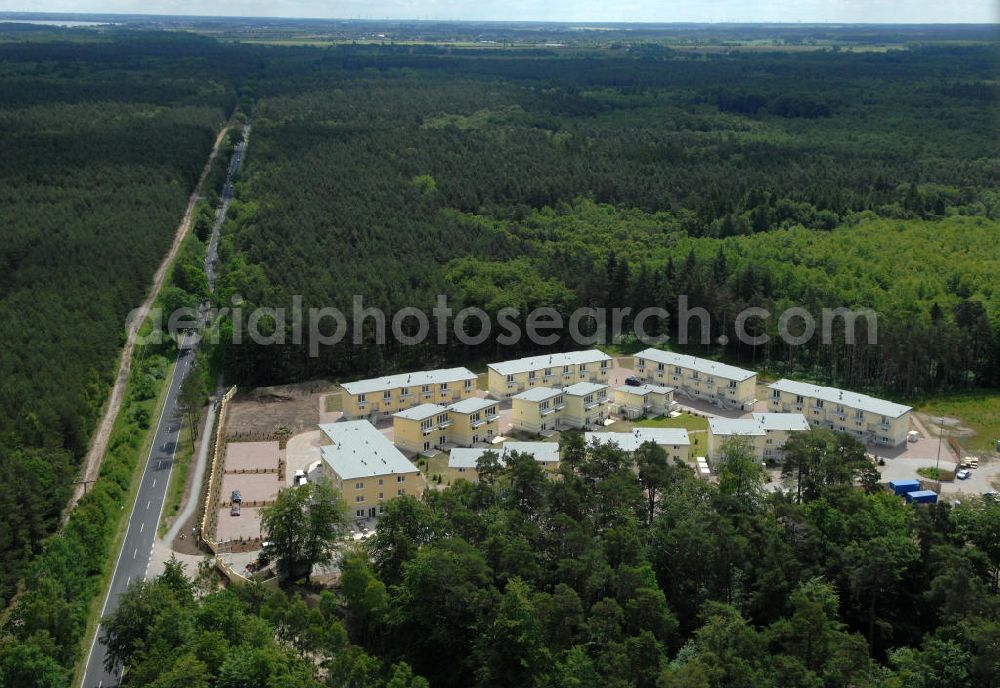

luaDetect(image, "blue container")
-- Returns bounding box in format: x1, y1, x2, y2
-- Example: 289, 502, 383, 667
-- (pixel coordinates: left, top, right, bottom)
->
889, 479, 921, 496
905, 490, 938, 504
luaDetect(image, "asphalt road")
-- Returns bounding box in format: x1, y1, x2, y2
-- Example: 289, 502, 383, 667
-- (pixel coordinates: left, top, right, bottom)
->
80, 126, 249, 687
80, 344, 196, 687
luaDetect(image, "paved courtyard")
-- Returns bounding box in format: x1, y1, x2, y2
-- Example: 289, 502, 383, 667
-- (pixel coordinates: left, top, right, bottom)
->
215, 506, 265, 542
219, 472, 281, 505
225, 440, 280, 472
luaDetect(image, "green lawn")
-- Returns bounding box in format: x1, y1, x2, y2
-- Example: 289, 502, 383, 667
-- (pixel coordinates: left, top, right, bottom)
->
912, 389, 1000, 452
159, 417, 196, 536
635, 412, 710, 433
418, 452, 450, 483
324, 392, 343, 413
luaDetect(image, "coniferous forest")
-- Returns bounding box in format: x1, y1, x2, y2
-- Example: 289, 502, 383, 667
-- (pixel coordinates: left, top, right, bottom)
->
0, 22, 998, 688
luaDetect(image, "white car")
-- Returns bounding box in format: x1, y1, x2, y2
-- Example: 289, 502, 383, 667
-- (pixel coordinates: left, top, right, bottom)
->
956, 469, 971, 480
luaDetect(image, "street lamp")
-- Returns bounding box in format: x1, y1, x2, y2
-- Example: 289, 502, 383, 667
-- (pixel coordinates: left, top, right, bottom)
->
935, 416, 945, 490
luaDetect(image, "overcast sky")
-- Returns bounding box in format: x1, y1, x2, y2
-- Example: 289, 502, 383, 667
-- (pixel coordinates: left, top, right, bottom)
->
3, 0, 998, 23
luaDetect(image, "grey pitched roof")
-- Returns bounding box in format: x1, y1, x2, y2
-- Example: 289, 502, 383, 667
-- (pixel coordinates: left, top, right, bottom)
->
615, 384, 674, 396
512, 386, 564, 403
634, 348, 756, 382
393, 403, 447, 421
768, 379, 911, 418
489, 349, 611, 376
585, 427, 690, 451
341, 367, 477, 395
319, 421, 419, 480
448, 442, 561, 469
563, 381, 608, 397
447, 397, 498, 415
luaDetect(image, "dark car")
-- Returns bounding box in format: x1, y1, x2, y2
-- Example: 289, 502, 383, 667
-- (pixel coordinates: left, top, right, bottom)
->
625, 377, 643, 386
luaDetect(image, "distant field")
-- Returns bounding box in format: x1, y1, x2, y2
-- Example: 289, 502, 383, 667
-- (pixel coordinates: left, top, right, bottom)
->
914, 390, 1000, 453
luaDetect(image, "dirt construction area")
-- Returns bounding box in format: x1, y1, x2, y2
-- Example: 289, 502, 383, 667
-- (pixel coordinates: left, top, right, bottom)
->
226, 381, 335, 436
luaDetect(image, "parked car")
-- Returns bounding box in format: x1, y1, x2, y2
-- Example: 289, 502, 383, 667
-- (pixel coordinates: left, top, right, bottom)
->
230, 502, 241, 516
956, 469, 971, 480
624, 376, 642, 386
294, 469, 308, 487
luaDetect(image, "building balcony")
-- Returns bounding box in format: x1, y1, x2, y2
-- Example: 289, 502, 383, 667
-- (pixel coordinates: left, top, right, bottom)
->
438, 420, 453, 429
540, 407, 555, 416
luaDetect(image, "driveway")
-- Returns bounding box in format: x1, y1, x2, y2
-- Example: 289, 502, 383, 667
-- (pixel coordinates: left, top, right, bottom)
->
285, 430, 323, 486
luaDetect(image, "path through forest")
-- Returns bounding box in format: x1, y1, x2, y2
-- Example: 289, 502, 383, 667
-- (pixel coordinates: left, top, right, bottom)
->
64, 121, 233, 518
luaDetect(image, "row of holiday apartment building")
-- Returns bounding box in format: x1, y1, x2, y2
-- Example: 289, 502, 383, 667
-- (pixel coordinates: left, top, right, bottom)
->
338, 348, 913, 448
318, 416, 810, 520
319, 411, 836, 518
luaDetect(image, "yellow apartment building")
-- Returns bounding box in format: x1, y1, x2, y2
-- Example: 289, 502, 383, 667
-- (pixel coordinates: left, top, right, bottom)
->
561, 381, 610, 429
391, 403, 451, 454
487, 349, 612, 399
767, 379, 912, 446
613, 384, 677, 420
340, 367, 477, 420
707, 413, 810, 462
511, 387, 566, 435
585, 428, 691, 463
318, 421, 423, 520
633, 348, 757, 410
448, 441, 561, 483
445, 397, 500, 446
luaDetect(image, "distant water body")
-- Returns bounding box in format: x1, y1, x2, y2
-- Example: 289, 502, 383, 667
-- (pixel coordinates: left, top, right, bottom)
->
0, 19, 114, 27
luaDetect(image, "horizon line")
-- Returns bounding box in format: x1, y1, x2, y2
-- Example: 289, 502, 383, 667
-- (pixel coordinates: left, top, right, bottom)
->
1, 11, 998, 27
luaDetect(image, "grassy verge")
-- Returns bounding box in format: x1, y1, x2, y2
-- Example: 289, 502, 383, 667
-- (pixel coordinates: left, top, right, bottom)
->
912, 389, 1000, 452
70, 345, 177, 683
159, 414, 196, 536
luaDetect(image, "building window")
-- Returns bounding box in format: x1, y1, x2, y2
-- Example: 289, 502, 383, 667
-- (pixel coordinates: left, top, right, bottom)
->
563, 365, 570, 373
356, 509, 365, 518
358, 394, 366, 403
580, 363, 587, 371
464, 379, 473, 389
440, 383, 448, 391
355, 495, 364, 503
397, 475, 405, 482
383, 390, 391, 400
544, 367, 552, 376
397, 488, 405, 496
378, 492, 384, 499
355, 482, 364, 489
378, 478, 384, 485
772, 389, 780, 398
528, 370, 536, 379
601, 360, 608, 368
729, 380, 737, 389
401, 387, 409, 396
421, 384, 430, 393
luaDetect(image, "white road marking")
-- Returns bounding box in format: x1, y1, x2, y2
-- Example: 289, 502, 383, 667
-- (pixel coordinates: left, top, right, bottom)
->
139, 522, 144, 533
133, 548, 137, 560
152, 479, 156, 488
146, 500, 151, 510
